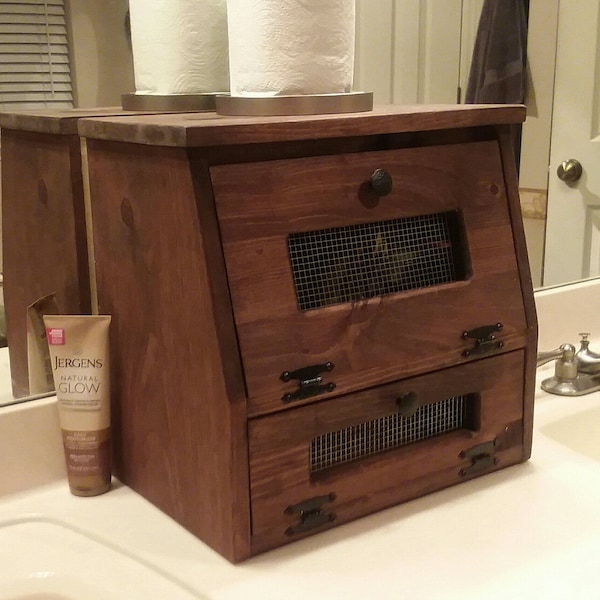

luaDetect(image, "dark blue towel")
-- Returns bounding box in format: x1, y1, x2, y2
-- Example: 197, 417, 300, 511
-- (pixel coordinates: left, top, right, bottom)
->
466, 0, 528, 104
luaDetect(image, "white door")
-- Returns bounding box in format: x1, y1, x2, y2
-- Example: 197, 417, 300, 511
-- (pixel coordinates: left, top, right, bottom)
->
544, 0, 600, 286
354, 0, 482, 105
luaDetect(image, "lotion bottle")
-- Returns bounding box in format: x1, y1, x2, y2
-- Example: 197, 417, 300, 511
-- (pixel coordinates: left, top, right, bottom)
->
44, 315, 111, 496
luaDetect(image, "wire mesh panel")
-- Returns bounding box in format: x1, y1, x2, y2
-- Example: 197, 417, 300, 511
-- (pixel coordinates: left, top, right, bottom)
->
288, 211, 466, 311
310, 394, 475, 473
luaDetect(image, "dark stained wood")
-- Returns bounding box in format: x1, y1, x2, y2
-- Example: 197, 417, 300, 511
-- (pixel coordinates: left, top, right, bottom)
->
0, 107, 135, 135
248, 350, 525, 553
212, 141, 528, 413
189, 125, 500, 168
78, 105, 536, 562
77, 104, 526, 148
496, 126, 539, 459
1, 129, 91, 397
85, 139, 250, 562
0, 107, 169, 398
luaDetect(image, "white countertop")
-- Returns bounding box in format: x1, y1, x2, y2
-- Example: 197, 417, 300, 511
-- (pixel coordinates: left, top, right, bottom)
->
2, 281, 600, 599
0, 347, 15, 407
1, 365, 599, 600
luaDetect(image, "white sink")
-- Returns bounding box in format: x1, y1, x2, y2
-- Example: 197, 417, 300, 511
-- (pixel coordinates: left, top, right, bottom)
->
540, 404, 600, 462
0, 516, 205, 600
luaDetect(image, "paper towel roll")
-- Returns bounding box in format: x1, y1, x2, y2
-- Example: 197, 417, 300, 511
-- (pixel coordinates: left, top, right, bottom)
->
129, 0, 229, 95
227, 0, 355, 96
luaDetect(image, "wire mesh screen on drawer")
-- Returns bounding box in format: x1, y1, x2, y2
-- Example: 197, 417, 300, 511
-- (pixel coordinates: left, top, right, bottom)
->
288, 211, 468, 311
310, 394, 479, 473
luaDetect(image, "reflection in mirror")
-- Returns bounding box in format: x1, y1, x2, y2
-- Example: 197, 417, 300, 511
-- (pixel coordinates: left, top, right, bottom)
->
0, 0, 574, 406
1, 274, 10, 405
0, 0, 134, 407
543, 1, 600, 287
0, 275, 5, 347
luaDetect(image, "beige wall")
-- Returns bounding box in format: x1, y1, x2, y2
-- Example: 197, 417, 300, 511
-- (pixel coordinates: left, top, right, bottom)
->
65, 0, 134, 107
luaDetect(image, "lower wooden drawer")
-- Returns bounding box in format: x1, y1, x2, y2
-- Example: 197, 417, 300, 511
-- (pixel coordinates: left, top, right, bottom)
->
248, 350, 527, 554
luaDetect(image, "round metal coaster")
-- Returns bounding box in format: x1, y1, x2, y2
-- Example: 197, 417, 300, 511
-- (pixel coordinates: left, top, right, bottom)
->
121, 93, 221, 112
215, 91, 373, 116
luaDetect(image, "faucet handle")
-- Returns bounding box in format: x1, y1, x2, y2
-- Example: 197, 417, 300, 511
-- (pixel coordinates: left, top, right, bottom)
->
575, 332, 600, 372
537, 344, 579, 390
578, 332, 592, 354
537, 343, 575, 367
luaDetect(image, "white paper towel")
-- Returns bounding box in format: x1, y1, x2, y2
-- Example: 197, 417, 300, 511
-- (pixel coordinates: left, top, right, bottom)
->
129, 0, 229, 95
227, 0, 355, 96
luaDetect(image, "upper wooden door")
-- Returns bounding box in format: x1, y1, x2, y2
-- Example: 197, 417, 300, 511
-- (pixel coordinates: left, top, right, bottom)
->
212, 140, 527, 415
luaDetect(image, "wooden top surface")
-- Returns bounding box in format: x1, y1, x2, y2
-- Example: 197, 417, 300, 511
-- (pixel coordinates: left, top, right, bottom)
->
0, 107, 156, 135
74, 104, 526, 148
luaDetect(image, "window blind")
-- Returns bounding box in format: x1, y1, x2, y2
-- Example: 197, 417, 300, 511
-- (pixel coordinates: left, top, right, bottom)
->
0, 0, 73, 109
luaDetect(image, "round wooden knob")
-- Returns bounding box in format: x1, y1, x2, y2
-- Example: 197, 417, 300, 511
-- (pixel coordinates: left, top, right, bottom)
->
370, 168, 393, 196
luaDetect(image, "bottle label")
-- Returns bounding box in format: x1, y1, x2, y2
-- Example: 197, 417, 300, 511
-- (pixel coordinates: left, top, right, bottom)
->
62, 427, 110, 479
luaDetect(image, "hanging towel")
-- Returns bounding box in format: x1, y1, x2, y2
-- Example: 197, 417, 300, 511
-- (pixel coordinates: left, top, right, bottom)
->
466, 0, 528, 104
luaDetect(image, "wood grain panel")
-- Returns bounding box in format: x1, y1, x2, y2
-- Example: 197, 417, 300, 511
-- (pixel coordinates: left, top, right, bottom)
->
248, 350, 526, 554
76, 104, 526, 148
496, 126, 538, 458
1, 129, 91, 397
0, 107, 140, 135
85, 139, 250, 562
211, 141, 527, 413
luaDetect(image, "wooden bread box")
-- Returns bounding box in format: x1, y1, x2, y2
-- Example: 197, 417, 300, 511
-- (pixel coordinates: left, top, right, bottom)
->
77, 105, 537, 562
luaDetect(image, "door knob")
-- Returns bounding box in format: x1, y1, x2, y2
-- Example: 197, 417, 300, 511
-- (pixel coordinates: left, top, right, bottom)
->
557, 159, 583, 183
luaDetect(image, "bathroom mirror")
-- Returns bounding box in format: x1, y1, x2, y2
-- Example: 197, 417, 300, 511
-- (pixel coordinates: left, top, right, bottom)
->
0, 0, 584, 406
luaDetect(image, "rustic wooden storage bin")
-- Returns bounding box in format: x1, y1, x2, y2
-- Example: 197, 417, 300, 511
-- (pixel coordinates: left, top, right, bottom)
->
78, 105, 537, 563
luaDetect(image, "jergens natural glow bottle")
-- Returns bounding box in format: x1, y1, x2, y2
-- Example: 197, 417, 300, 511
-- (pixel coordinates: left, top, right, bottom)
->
44, 315, 112, 496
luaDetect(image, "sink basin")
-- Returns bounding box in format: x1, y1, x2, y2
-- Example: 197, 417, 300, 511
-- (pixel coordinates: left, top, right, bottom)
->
0, 516, 204, 599
540, 405, 600, 462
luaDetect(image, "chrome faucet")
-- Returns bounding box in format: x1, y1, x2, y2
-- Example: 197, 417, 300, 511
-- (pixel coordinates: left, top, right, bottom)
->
537, 334, 600, 396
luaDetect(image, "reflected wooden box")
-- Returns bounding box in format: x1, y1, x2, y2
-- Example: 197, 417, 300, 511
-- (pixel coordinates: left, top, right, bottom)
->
0, 108, 156, 398
79, 105, 537, 562
0, 109, 95, 397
